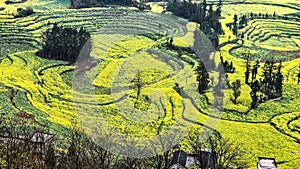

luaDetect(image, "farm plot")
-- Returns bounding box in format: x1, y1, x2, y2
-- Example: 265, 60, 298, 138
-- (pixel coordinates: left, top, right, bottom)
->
0, 15, 196, 148
241, 19, 300, 50
0, 8, 187, 59
230, 19, 300, 61
0, 2, 300, 167
221, 3, 298, 16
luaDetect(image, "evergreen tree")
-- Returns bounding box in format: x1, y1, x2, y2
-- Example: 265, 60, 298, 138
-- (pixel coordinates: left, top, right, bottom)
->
231, 79, 241, 104
196, 63, 210, 94
250, 80, 260, 109
252, 60, 260, 82
244, 53, 251, 84
275, 61, 283, 96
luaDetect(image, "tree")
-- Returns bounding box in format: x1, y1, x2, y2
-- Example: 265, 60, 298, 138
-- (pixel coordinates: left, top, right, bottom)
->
131, 70, 145, 100
169, 37, 173, 46
196, 63, 210, 94
59, 124, 116, 169
231, 14, 238, 36
231, 79, 241, 104
275, 61, 283, 96
244, 53, 252, 84
0, 115, 47, 168
252, 60, 260, 82
188, 130, 249, 169
250, 80, 260, 109
261, 60, 276, 98
45, 145, 56, 169
216, 0, 222, 17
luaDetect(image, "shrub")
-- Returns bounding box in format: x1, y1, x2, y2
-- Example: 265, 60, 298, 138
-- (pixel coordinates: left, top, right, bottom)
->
14, 7, 35, 18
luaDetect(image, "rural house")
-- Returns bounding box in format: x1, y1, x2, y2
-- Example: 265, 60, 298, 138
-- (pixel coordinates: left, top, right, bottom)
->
257, 157, 277, 169
169, 148, 217, 169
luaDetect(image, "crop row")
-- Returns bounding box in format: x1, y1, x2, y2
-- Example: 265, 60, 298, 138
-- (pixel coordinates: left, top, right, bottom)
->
270, 112, 300, 141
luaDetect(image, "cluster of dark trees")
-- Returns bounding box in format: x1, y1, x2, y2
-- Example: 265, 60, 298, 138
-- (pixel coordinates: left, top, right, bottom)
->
244, 56, 284, 109
14, 7, 34, 18
219, 55, 235, 73
37, 23, 91, 63
70, 0, 133, 8
167, 0, 223, 48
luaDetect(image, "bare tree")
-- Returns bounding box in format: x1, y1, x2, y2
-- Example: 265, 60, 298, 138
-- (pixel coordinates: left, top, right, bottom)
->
188, 130, 249, 169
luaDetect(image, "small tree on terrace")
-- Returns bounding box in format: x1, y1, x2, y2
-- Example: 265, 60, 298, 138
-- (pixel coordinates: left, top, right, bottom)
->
243, 52, 252, 84
231, 79, 241, 104
131, 70, 145, 100
196, 62, 210, 94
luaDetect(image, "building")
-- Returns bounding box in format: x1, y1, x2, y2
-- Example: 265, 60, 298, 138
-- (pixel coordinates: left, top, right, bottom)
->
0, 132, 54, 155
169, 150, 199, 169
169, 149, 217, 169
257, 157, 277, 169
30, 132, 55, 155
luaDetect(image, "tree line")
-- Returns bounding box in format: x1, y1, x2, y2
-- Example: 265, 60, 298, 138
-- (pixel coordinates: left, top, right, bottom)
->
70, 0, 133, 8
37, 23, 91, 63
227, 11, 280, 37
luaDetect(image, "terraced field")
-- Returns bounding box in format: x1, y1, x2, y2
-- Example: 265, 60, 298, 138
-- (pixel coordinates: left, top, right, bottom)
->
228, 18, 300, 62
0, 0, 300, 168
0, 7, 193, 148
0, 7, 186, 58
222, 3, 299, 15
241, 19, 300, 50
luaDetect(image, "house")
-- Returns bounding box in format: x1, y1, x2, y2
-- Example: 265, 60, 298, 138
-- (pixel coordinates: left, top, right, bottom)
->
0, 132, 54, 155
30, 132, 55, 155
169, 149, 217, 169
257, 157, 277, 169
169, 150, 198, 169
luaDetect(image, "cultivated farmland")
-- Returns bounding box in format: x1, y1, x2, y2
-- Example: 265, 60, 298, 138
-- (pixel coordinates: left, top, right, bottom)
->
0, 0, 300, 168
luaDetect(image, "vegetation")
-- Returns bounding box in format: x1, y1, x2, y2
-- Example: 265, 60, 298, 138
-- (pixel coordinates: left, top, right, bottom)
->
70, 0, 133, 8
37, 23, 91, 63
167, 0, 223, 48
13, 7, 34, 18
231, 79, 241, 104
196, 62, 210, 94
0, 0, 300, 168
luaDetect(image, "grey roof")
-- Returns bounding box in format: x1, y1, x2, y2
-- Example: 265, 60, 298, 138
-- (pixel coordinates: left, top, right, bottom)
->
30, 132, 54, 143
170, 150, 188, 167
257, 157, 277, 169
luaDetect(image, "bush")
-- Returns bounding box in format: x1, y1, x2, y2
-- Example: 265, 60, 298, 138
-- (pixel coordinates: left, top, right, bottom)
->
14, 7, 34, 18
